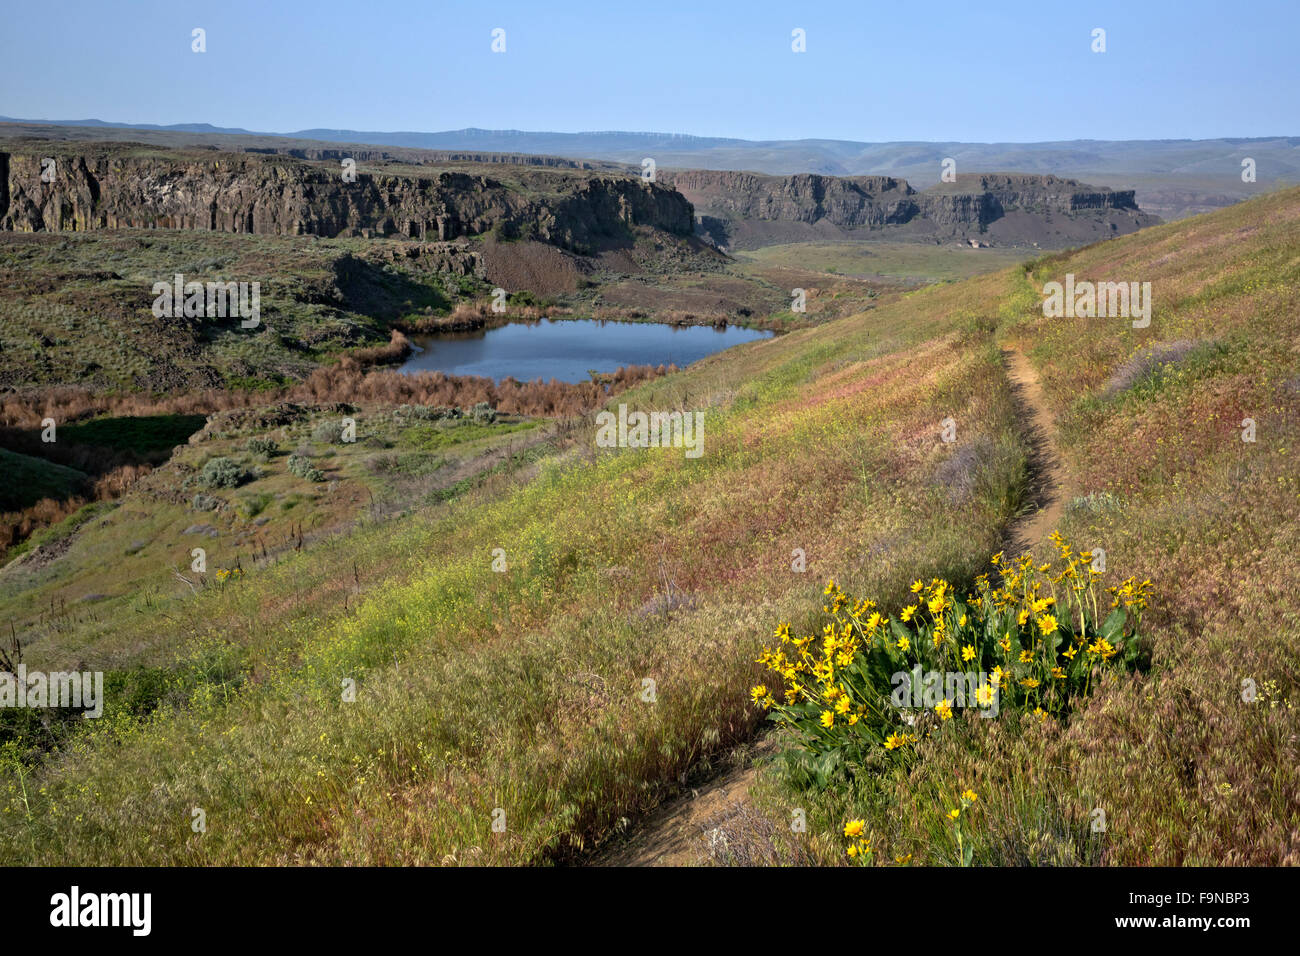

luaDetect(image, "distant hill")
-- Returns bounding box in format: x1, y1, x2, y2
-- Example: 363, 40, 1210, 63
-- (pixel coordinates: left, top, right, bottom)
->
2, 117, 1294, 220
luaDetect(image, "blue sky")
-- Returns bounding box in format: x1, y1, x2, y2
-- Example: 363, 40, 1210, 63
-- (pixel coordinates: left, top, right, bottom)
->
2, 0, 1295, 142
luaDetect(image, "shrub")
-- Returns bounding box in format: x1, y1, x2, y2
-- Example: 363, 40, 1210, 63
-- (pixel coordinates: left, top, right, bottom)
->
398, 404, 460, 422
245, 437, 278, 457
191, 492, 218, 512
365, 453, 398, 474
470, 402, 497, 425
287, 454, 326, 483
1066, 491, 1123, 516
199, 456, 249, 489
311, 421, 345, 444
236, 493, 273, 519
753, 532, 1154, 787
1102, 340, 1206, 398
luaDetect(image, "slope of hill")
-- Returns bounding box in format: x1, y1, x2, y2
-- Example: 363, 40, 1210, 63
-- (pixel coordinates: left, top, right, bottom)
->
0, 184, 1296, 866
0, 448, 87, 512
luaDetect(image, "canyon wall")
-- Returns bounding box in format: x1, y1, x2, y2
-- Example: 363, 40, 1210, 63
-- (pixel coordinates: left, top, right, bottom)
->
660, 170, 917, 228
0, 146, 694, 254
661, 168, 1154, 248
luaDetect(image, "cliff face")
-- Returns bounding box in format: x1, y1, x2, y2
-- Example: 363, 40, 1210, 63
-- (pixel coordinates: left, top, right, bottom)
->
916, 193, 1002, 230
661, 168, 1154, 248
0, 147, 694, 253
920, 174, 1142, 224
661, 170, 916, 229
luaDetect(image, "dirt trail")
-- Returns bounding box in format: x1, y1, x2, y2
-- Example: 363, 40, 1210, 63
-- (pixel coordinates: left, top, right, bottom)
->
590, 740, 777, 867
1002, 348, 1068, 555
593, 349, 1066, 867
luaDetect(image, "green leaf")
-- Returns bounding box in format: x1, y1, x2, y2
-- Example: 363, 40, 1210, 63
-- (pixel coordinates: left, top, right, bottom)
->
1101, 608, 1127, 640
1122, 637, 1141, 665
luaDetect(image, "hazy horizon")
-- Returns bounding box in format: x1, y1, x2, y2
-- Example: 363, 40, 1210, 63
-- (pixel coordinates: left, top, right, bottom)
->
4, 114, 1299, 147
3, 0, 1297, 142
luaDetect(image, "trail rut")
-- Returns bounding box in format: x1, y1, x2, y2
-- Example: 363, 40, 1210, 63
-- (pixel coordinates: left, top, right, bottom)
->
1001, 348, 1068, 555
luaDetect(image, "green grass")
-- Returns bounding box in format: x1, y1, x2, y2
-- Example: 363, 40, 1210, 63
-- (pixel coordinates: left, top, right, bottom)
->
0, 406, 541, 671
59, 414, 208, 454
736, 240, 1032, 283
2, 500, 116, 562
0, 449, 87, 511
399, 418, 538, 451
0, 230, 466, 391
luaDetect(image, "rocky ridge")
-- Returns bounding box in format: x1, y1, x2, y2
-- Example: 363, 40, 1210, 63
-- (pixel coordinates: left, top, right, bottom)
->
660, 169, 1156, 248
0, 143, 694, 254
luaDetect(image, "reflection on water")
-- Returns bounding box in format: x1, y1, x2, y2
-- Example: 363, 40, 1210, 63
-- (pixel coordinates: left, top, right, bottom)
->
398, 318, 773, 383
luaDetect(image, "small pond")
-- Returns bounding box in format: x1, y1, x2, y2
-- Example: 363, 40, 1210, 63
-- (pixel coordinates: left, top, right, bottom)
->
398, 319, 773, 383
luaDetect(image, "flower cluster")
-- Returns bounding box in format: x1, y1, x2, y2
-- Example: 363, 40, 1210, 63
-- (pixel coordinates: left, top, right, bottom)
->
752, 534, 1152, 782
945, 787, 981, 866
843, 818, 873, 864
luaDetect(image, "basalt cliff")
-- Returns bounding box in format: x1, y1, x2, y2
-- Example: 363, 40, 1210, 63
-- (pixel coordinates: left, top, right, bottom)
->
0, 143, 694, 254
659, 170, 1158, 249
0, 138, 1158, 256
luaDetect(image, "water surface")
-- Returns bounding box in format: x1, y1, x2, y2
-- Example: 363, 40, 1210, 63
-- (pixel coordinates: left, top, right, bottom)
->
399, 319, 773, 383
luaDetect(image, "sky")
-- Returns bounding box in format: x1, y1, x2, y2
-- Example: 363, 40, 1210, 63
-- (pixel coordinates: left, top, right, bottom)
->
2, 0, 1296, 143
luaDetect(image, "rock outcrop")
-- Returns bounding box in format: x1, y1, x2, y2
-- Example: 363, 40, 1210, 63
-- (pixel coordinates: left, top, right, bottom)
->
0, 144, 694, 254
660, 170, 917, 229
661, 169, 1156, 249
920, 174, 1142, 226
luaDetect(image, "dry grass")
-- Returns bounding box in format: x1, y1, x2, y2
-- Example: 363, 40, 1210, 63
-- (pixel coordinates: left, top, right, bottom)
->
0, 360, 670, 431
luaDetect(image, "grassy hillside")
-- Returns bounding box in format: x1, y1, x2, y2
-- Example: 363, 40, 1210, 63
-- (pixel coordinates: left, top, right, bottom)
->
0, 230, 460, 391
0, 404, 547, 670
736, 240, 1031, 284
0, 448, 87, 511
1, 187, 1297, 865
726, 187, 1300, 866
